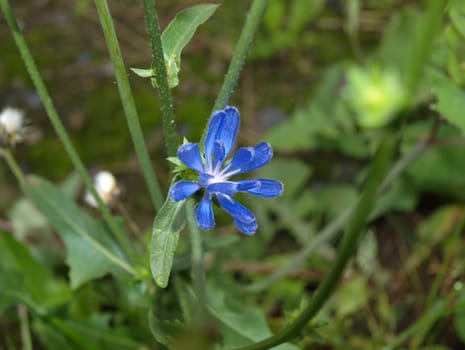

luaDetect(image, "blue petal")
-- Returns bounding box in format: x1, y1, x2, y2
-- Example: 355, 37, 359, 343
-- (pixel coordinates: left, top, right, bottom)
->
207, 181, 238, 196
246, 179, 283, 197
234, 217, 257, 235
236, 180, 260, 191
224, 142, 273, 176
212, 140, 226, 170
204, 107, 240, 168
169, 181, 201, 201
215, 193, 255, 223
222, 147, 254, 174
178, 143, 204, 172
196, 193, 215, 230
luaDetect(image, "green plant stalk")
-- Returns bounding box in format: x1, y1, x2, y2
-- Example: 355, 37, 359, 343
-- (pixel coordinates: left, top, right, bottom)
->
186, 199, 208, 326
0, 0, 136, 264
0, 148, 25, 185
200, 0, 268, 145
141, 0, 178, 158
94, 0, 164, 212
235, 136, 396, 350
18, 305, 32, 350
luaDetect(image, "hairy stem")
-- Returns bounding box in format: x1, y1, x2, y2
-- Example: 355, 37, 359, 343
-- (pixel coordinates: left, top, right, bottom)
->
141, 0, 178, 158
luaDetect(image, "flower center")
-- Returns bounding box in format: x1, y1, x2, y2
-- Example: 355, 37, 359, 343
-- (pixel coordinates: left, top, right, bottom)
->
199, 170, 228, 187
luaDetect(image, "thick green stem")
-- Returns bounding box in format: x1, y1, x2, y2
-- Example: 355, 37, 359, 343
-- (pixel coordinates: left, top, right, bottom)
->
0, 0, 136, 263
201, 0, 268, 144
94, 0, 164, 212
235, 136, 396, 350
141, 0, 178, 158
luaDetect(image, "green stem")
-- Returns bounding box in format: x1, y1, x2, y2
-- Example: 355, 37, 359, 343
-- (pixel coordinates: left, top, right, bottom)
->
186, 199, 208, 326
0, 0, 136, 263
94, 0, 164, 211
0, 148, 25, 185
235, 136, 396, 350
201, 0, 268, 144
141, 0, 178, 158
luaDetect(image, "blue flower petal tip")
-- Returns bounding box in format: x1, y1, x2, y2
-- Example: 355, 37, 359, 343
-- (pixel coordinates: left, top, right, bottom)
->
170, 106, 283, 235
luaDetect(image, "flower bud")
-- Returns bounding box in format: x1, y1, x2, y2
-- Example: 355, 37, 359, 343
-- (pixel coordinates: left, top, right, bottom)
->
84, 171, 121, 208
0, 107, 26, 146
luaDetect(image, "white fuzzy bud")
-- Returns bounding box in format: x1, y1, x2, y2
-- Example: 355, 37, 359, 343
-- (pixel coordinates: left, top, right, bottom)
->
84, 171, 121, 208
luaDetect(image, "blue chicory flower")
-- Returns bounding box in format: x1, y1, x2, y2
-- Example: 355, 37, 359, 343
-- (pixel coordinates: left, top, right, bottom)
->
169, 106, 283, 235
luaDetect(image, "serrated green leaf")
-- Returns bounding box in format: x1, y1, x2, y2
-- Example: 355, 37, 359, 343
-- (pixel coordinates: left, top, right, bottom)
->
21, 175, 133, 289
150, 198, 186, 288
161, 4, 219, 67
130, 67, 154, 78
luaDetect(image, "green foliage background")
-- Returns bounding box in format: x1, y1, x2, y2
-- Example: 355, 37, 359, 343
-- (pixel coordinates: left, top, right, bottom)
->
2, 0, 465, 349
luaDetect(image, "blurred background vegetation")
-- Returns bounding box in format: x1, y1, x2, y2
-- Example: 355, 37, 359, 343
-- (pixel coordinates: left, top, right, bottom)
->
2, 0, 465, 349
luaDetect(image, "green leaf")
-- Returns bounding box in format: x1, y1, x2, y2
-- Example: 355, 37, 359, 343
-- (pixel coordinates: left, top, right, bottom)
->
161, 4, 219, 68
21, 175, 133, 289
149, 3, 219, 88
8, 172, 81, 241
406, 137, 465, 201
129, 67, 153, 78
450, 0, 465, 38
34, 319, 75, 350
0, 232, 69, 305
378, 7, 422, 80
150, 198, 186, 288
53, 315, 144, 350
206, 284, 299, 350
429, 69, 465, 134
0, 269, 45, 315
334, 276, 369, 318
148, 309, 184, 346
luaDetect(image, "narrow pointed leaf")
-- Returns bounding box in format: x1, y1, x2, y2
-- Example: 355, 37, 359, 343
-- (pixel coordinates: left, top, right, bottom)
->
150, 198, 186, 288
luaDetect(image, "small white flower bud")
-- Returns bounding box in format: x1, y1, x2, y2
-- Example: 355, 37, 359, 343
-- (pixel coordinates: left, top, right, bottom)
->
0, 107, 26, 146
84, 171, 121, 208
